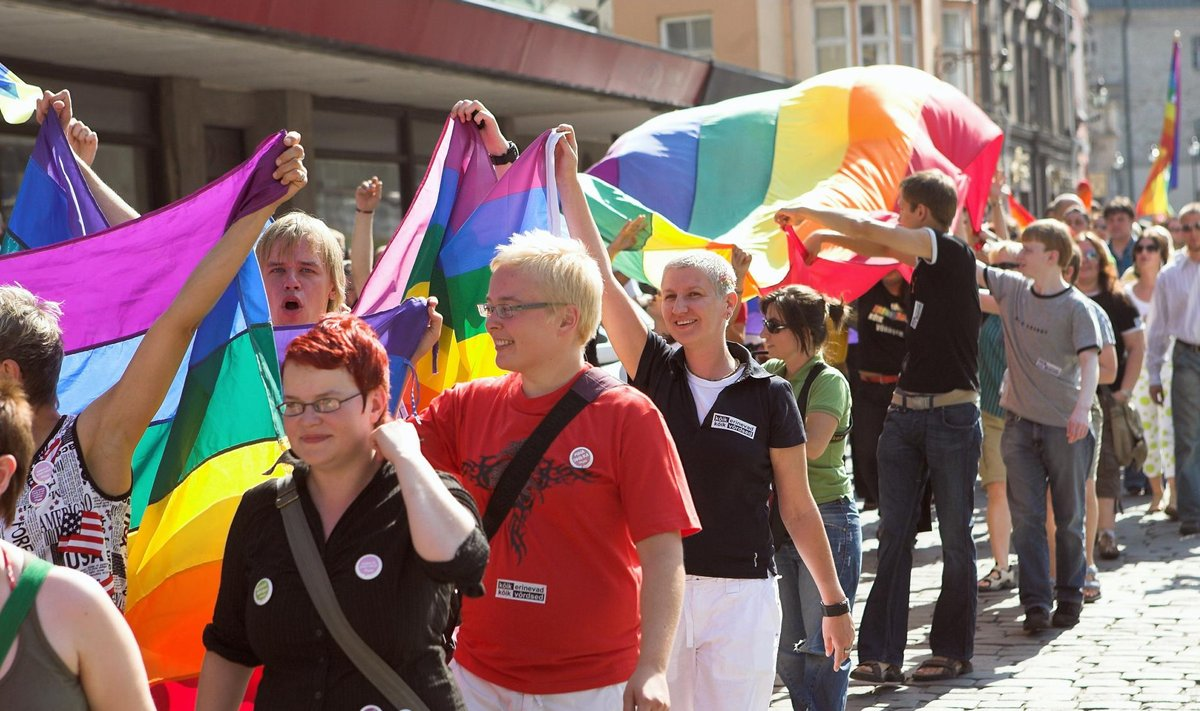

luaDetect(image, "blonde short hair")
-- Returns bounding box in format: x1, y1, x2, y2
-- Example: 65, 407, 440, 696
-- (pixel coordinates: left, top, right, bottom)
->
663, 251, 736, 296
490, 230, 602, 347
256, 212, 347, 313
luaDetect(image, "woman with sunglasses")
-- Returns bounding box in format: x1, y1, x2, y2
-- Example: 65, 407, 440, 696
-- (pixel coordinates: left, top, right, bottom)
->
198, 314, 488, 711
1074, 232, 1145, 562
1127, 226, 1176, 515
760, 286, 860, 711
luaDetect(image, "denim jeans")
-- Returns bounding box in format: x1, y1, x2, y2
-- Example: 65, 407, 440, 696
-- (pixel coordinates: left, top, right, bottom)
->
1002, 413, 1095, 611
1174, 343, 1200, 527
776, 497, 862, 711
858, 402, 982, 667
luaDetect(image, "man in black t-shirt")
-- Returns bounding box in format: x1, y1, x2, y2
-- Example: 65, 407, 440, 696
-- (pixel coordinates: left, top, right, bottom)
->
777, 170, 982, 684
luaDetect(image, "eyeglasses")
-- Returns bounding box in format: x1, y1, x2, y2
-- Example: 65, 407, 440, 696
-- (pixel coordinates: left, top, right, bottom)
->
762, 318, 789, 334
277, 392, 362, 417
476, 302, 563, 319
1181, 223, 1200, 233
1134, 243, 1159, 254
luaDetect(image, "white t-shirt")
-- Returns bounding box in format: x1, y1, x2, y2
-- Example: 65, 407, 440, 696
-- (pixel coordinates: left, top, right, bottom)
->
685, 365, 744, 423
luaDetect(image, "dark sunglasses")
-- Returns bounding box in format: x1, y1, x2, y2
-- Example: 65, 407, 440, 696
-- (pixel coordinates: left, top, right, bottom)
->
1134, 242, 1160, 254
762, 318, 789, 334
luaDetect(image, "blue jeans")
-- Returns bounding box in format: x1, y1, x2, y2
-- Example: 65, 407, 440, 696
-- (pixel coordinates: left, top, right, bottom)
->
776, 497, 862, 711
858, 402, 982, 667
1002, 414, 1095, 611
1174, 343, 1200, 527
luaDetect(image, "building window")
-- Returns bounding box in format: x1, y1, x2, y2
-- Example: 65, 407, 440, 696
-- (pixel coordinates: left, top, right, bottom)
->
898, 3, 916, 66
858, 3, 893, 66
1193, 36, 1200, 70
660, 14, 713, 58
941, 9, 973, 95
815, 5, 851, 73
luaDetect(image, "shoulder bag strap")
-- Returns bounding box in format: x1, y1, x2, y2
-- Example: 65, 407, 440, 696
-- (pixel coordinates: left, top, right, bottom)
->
796, 362, 827, 420
274, 475, 430, 711
481, 369, 621, 540
0, 554, 53, 661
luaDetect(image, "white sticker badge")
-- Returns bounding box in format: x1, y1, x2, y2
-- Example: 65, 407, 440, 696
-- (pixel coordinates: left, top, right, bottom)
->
495, 578, 547, 604
569, 446, 594, 469
31, 460, 54, 485
356, 554, 383, 581
711, 413, 757, 440
253, 578, 273, 606
361, 706, 383, 711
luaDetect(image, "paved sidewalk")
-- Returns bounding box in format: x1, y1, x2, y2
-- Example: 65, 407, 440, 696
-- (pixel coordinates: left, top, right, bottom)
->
771, 491, 1200, 710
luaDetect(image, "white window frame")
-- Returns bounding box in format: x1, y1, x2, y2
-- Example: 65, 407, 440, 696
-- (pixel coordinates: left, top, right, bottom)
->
857, 2, 894, 66
941, 8, 974, 96
814, 3, 851, 73
659, 13, 714, 59
898, 2, 917, 67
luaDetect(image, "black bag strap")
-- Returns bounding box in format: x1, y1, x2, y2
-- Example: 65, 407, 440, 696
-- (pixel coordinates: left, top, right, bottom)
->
797, 362, 852, 441
482, 368, 621, 540
275, 475, 430, 711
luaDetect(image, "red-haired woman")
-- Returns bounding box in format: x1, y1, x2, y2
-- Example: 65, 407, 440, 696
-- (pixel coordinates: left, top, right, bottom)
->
197, 315, 488, 711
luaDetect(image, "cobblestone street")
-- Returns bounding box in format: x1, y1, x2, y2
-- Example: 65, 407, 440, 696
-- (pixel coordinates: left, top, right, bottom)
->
772, 491, 1200, 710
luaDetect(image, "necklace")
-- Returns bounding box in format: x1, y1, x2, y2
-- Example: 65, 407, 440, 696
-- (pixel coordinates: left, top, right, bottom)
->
685, 360, 741, 382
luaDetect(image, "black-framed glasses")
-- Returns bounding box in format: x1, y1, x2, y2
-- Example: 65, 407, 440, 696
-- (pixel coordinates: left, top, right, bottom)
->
1134, 242, 1159, 254
762, 318, 789, 334
476, 302, 564, 319
277, 392, 363, 417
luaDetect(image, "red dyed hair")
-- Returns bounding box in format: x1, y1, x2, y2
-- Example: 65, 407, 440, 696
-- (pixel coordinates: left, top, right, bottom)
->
283, 314, 390, 408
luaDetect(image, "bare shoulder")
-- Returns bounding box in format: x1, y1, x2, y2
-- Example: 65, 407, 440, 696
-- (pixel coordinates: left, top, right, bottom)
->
33, 565, 117, 673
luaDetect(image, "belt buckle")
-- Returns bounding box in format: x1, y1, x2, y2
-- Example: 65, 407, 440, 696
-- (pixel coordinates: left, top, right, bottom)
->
912, 394, 933, 409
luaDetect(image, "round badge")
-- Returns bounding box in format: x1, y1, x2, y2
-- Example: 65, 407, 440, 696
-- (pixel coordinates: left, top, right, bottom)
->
355, 554, 383, 581
31, 460, 54, 485
253, 578, 273, 606
569, 446, 594, 469
361, 706, 384, 711
28, 484, 48, 505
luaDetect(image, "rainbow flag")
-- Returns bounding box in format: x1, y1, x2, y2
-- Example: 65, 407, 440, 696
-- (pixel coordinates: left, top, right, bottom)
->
587, 65, 1004, 301
0, 61, 40, 124
1008, 193, 1035, 230
1, 116, 105, 253
355, 120, 565, 406
1137, 33, 1181, 218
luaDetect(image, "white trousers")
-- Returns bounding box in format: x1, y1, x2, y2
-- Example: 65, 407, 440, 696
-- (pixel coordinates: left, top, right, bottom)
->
666, 575, 782, 711
452, 661, 626, 711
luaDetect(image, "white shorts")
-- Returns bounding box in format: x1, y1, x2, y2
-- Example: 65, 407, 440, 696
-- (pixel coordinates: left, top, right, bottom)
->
451, 661, 626, 711
666, 575, 782, 711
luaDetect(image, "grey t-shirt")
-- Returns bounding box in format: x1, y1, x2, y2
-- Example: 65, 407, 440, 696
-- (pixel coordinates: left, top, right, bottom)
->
986, 268, 1102, 427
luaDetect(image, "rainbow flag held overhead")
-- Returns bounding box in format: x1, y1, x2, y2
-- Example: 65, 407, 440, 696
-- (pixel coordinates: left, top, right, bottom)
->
1137, 33, 1182, 218
0, 61, 40, 124
587, 65, 1004, 301
355, 119, 565, 407
2, 116, 107, 252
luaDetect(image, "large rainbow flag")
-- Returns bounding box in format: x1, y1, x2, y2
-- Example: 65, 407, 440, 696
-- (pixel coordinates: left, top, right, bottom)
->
587, 65, 1004, 301
1137, 33, 1181, 219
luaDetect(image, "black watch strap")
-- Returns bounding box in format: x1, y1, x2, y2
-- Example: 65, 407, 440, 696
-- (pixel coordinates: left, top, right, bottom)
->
821, 598, 851, 617
490, 140, 519, 166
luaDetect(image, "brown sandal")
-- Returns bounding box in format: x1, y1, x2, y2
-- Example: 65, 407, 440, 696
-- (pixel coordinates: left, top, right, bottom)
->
911, 656, 972, 682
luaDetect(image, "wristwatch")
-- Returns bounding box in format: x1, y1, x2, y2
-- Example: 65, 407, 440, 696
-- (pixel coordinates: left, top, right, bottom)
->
821, 598, 851, 617
490, 140, 519, 166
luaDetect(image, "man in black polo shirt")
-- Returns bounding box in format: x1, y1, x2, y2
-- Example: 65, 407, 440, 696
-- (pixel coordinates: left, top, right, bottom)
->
776, 169, 982, 684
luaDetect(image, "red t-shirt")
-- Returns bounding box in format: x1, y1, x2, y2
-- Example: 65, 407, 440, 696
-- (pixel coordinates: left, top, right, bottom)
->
415, 367, 700, 694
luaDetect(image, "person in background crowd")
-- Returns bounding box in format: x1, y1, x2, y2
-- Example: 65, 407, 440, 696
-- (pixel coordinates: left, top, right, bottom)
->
1103, 198, 1138, 276
977, 220, 1101, 633
349, 175, 383, 307
0, 89, 308, 610
847, 270, 908, 512
256, 212, 347, 327
779, 169, 981, 684
1164, 216, 1185, 252
1146, 203, 1200, 537
198, 315, 488, 711
0, 377, 155, 711
761, 286, 861, 711
1126, 226, 1175, 515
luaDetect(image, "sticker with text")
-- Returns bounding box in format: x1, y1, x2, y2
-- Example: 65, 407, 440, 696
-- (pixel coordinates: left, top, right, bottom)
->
711, 413, 757, 439
495, 578, 547, 604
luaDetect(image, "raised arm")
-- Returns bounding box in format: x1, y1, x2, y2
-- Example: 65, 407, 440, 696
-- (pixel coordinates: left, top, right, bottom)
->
624, 531, 684, 711
776, 204, 931, 263
76, 133, 308, 497
554, 125, 650, 378
351, 175, 382, 300
36, 90, 140, 226
451, 99, 514, 180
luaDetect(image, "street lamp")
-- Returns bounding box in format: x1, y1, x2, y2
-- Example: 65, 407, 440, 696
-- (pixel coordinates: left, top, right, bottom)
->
1189, 136, 1200, 201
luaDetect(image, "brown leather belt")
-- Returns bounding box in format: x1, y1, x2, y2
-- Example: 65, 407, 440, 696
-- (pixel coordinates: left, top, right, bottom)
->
891, 388, 979, 410
859, 371, 900, 384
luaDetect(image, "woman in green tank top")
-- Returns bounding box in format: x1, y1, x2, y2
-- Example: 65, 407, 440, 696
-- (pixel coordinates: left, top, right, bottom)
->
0, 378, 154, 711
761, 285, 863, 711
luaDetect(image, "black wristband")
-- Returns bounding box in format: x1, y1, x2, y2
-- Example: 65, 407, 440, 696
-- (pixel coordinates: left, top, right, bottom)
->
821, 598, 851, 617
490, 140, 519, 166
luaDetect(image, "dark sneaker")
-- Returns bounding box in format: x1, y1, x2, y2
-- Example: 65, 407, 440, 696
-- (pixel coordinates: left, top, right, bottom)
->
1023, 607, 1050, 633
1052, 601, 1082, 628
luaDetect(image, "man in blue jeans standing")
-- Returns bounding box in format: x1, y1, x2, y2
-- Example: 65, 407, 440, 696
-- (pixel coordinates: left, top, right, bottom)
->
776, 169, 982, 684
977, 220, 1101, 632
1147, 202, 1200, 537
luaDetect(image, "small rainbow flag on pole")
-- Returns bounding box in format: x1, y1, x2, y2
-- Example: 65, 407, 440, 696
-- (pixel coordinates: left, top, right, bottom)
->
0, 61, 41, 124
1137, 32, 1181, 218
